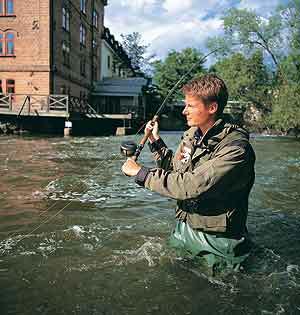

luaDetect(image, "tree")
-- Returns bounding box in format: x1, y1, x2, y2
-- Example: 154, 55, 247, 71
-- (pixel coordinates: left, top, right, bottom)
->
207, 9, 284, 71
211, 51, 271, 111
278, 0, 300, 83
120, 32, 154, 75
152, 48, 206, 103
206, 5, 300, 134
268, 84, 300, 132
280, 0, 300, 52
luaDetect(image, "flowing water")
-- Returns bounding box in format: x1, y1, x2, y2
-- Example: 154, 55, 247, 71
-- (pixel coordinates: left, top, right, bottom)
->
0, 133, 300, 315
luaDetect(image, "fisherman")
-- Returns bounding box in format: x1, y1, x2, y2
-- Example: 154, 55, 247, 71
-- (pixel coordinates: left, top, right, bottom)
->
121, 74, 255, 272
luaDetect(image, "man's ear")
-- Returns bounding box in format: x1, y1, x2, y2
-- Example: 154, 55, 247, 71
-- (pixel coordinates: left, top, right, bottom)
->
209, 102, 218, 114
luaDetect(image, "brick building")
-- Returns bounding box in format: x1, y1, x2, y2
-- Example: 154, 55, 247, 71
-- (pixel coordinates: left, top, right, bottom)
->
0, 0, 107, 111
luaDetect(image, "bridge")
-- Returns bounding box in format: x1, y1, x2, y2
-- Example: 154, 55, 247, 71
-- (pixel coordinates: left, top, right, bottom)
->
0, 93, 132, 135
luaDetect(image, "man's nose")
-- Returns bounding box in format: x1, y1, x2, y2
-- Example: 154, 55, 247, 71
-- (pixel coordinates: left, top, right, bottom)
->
182, 106, 188, 115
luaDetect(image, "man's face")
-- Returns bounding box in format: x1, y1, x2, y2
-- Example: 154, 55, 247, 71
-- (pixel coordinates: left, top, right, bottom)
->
182, 94, 217, 129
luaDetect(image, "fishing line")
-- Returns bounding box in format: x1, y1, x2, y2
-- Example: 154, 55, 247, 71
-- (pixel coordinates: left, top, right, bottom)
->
5, 151, 121, 240
2, 47, 224, 248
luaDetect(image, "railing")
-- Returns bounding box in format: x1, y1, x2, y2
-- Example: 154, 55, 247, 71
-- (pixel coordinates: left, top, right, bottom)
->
0, 94, 135, 120
224, 101, 247, 114
0, 93, 11, 110
49, 95, 68, 111
69, 96, 98, 117
0, 94, 69, 115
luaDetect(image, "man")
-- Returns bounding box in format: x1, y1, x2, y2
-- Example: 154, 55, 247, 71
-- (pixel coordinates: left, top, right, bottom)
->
122, 74, 255, 271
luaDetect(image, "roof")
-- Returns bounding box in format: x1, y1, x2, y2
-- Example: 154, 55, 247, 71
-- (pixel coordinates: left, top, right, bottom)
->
92, 77, 148, 97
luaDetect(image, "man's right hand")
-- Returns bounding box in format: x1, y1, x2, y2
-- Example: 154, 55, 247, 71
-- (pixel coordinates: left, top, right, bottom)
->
145, 120, 160, 143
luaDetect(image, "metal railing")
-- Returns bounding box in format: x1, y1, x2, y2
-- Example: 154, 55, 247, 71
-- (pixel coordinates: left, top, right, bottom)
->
69, 96, 98, 117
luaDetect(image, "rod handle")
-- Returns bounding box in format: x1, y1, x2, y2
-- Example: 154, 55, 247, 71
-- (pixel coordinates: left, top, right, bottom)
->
132, 115, 159, 161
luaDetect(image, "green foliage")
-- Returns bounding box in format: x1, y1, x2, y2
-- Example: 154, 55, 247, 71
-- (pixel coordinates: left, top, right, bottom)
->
211, 51, 271, 111
206, 36, 234, 60
207, 8, 283, 68
268, 84, 300, 131
205, 5, 300, 133
152, 48, 205, 102
279, 0, 300, 84
280, 0, 300, 51
280, 54, 300, 83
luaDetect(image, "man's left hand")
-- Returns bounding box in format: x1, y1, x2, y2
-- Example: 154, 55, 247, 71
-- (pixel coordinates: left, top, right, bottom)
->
121, 158, 142, 177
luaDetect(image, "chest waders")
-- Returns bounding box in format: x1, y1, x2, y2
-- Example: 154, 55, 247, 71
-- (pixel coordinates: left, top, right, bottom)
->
169, 220, 252, 271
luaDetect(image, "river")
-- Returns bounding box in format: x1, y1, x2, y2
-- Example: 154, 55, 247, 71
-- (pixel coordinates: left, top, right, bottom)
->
0, 133, 300, 314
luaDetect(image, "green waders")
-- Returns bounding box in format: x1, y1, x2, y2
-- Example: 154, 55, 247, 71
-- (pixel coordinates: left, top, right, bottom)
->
169, 220, 252, 271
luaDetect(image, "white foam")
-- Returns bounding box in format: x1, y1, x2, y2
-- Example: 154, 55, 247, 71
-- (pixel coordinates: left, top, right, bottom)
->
112, 239, 164, 267
71, 225, 85, 236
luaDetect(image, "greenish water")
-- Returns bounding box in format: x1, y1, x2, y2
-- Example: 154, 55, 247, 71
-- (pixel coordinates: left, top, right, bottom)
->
0, 133, 300, 315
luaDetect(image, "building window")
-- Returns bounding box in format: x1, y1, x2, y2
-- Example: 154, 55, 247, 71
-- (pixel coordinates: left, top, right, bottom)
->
80, 24, 86, 46
0, 32, 15, 56
60, 85, 66, 94
0, 0, 14, 15
92, 66, 97, 81
62, 7, 70, 32
92, 37, 97, 51
6, 32, 14, 55
80, 0, 86, 14
107, 55, 111, 69
92, 10, 98, 28
6, 79, 15, 94
0, 33, 3, 55
80, 57, 86, 76
62, 41, 70, 66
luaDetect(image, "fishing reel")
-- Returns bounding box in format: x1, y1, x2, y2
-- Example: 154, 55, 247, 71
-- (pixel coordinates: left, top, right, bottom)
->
120, 140, 145, 160
120, 140, 138, 157
120, 115, 159, 161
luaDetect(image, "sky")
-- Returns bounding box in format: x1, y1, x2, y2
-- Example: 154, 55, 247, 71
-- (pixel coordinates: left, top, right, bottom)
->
105, 0, 288, 61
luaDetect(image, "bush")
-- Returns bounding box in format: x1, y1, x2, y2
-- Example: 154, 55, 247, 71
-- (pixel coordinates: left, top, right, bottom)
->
267, 84, 300, 132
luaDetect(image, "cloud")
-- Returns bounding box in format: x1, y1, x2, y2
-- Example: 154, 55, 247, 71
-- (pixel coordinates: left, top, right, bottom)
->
162, 0, 193, 15
149, 18, 223, 58
239, 0, 282, 11
105, 0, 286, 60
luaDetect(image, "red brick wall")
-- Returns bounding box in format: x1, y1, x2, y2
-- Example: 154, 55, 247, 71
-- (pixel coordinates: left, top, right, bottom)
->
0, 0, 106, 101
0, 0, 51, 97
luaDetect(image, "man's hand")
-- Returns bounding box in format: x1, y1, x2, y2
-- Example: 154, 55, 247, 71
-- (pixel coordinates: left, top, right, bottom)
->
121, 158, 142, 177
145, 120, 159, 143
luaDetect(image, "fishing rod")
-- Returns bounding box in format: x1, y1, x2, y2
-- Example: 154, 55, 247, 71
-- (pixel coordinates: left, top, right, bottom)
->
119, 47, 222, 161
